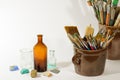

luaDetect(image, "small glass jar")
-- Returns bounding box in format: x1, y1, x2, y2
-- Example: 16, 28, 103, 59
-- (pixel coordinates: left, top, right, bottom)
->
47, 50, 56, 70
19, 48, 34, 69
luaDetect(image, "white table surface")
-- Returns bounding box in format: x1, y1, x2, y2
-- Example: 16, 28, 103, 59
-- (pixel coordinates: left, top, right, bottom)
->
1, 59, 120, 80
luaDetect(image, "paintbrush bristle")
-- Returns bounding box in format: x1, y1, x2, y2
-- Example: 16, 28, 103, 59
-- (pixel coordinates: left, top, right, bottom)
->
64, 26, 80, 36
85, 24, 94, 36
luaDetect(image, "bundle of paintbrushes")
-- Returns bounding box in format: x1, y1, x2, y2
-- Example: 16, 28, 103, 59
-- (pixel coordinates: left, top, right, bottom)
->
65, 25, 118, 50
87, 0, 120, 27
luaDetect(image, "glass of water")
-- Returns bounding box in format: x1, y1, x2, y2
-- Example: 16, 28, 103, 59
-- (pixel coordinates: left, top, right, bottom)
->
19, 48, 34, 69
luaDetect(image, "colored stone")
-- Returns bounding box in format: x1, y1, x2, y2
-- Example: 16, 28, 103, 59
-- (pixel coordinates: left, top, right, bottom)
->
9, 65, 19, 71
43, 71, 52, 77
50, 69, 60, 74
20, 68, 29, 74
31, 70, 37, 78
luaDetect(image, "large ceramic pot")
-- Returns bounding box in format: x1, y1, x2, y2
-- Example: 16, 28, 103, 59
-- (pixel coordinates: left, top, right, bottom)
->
72, 47, 107, 76
99, 24, 120, 60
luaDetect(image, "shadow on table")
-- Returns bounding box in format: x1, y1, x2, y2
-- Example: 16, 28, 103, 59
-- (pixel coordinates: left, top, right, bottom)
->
56, 60, 120, 77
57, 61, 72, 68
103, 60, 120, 76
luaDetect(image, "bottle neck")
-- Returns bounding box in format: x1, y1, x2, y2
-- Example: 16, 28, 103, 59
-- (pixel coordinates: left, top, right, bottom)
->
37, 35, 43, 43
49, 50, 55, 57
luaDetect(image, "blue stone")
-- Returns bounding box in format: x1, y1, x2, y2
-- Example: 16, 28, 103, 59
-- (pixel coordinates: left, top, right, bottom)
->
10, 65, 19, 71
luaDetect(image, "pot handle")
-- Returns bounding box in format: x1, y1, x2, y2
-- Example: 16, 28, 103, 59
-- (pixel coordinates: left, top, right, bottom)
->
72, 53, 81, 65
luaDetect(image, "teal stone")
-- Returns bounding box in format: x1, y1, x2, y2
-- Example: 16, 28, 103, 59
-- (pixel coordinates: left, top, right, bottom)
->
20, 68, 29, 74
50, 69, 60, 74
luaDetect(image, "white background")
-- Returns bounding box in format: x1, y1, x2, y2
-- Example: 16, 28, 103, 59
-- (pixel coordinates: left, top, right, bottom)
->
0, 0, 120, 80
0, 0, 98, 64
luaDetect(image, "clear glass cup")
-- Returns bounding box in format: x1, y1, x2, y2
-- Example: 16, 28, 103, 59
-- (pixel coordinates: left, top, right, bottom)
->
19, 48, 34, 69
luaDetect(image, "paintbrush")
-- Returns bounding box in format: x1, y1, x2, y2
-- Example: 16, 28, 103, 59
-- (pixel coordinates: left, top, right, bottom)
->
73, 33, 90, 50
95, 2, 101, 23
103, 0, 107, 2
114, 7, 120, 21
103, 2, 107, 24
112, 0, 119, 7
102, 28, 119, 48
87, 0, 92, 6
106, 2, 111, 26
73, 34, 87, 50
110, 6, 116, 26
64, 26, 80, 36
67, 33, 82, 49
98, 0, 104, 24
84, 24, 95, 50
114, 12, 120, 27
85, 24, 94, 37
102, 37, 114, 48
64, 26, 82, 48
118, 21, 120, 28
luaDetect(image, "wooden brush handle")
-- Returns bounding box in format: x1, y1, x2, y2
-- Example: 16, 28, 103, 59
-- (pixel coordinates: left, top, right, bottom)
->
106, 14, 110, 26
100, 11, 104, 24
114, 13, 120, 27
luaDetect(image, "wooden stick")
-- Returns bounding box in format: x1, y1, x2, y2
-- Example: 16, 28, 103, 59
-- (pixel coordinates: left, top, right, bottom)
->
114, 13, 120, 27
110, 7, 116, 26
98, 1, 104, 24
118, 20, 120, 28
106, 4, 111, 26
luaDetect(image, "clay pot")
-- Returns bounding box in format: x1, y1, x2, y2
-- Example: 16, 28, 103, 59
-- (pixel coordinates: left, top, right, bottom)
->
99, 24, 120, 60
107, 27, 120, 60
72, 47, 107, 76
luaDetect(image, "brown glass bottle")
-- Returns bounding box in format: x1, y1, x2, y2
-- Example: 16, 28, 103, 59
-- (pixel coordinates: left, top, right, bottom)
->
33, 34, 47, 72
